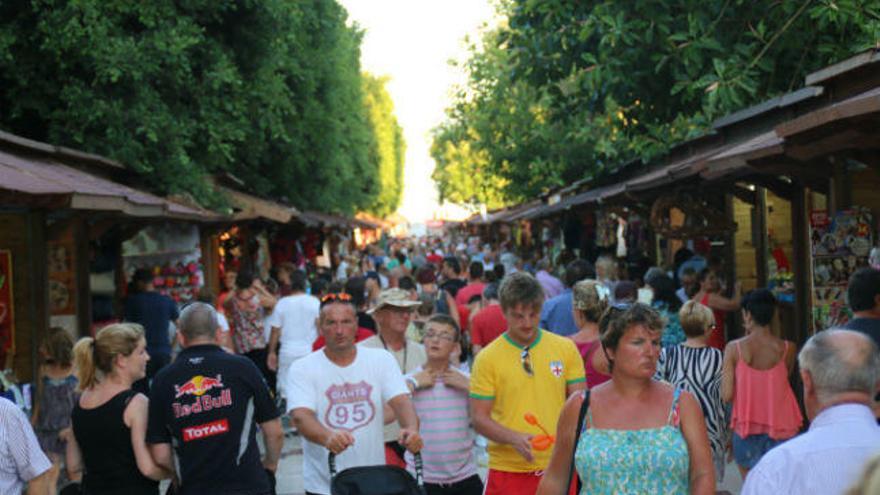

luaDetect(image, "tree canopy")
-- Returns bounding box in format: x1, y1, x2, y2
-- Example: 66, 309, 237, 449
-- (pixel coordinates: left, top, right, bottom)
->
0, 0, 404, 215
432, 0, 880, 207
362, 73, 406, 217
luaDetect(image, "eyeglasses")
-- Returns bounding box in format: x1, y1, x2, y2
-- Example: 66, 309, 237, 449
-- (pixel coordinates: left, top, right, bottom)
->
521, 345, 533, 376
320, 292, 353, 307
423, 332, 456, 342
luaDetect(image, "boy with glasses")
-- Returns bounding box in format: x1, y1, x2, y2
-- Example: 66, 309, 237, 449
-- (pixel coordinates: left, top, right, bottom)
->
404, 314, 482, 495
470, 272, 586, 495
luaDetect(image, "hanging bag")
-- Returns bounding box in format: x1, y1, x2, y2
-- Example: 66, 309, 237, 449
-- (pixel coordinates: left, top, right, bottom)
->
566, 390, 590, 493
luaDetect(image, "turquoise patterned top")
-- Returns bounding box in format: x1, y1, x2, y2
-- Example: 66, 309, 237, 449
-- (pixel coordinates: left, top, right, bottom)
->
655, 302, 686, 348
574, 388, 690, 495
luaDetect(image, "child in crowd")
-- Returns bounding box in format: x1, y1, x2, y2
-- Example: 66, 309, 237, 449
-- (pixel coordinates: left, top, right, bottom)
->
32, 327, 79, 492
406, 315, 482, 495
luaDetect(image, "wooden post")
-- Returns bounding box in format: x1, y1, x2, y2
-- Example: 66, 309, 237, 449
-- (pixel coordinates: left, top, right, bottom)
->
755, 187, 769, 288
75, 217, 92, 338
791, 180, 812, 345
724, 193, 741, 340
28, 211, 48, 385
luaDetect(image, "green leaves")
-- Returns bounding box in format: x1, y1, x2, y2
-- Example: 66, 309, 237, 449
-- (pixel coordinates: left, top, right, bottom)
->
432, 0, 880, 207
0, 0, 392, 214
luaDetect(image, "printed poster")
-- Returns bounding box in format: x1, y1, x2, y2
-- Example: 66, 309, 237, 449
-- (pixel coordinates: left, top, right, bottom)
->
810, 207, 874, 330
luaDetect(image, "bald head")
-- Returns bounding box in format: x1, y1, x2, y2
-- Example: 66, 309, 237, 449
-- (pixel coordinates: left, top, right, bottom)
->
799, 329, 880, 403
179, 302, 219, 343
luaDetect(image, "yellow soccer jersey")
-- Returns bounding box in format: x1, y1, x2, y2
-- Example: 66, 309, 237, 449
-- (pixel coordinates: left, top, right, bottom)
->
469, 329, 585, 472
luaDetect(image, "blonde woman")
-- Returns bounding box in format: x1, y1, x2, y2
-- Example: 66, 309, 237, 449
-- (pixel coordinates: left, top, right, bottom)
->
67, 324, 170, 494
656, 301, 727, 481
569, 280, 611, 388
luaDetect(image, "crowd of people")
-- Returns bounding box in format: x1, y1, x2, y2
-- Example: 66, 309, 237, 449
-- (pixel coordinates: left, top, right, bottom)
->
3, 235, 880, 495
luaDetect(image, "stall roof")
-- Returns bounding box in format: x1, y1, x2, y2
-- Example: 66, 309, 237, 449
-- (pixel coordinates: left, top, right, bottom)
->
299, 210, 365, 229
220, 186, 299, 224
776, 86, 880, 138
0, 146, 217, 220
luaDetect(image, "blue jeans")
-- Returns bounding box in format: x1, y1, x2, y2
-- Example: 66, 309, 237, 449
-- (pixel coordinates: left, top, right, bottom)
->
732, 432, 786, 469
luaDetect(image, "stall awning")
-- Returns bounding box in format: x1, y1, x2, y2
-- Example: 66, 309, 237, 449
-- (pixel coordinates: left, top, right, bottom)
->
220, 186, 299, 224
0, 147, 216, 220
299, 211, 362, 229
776, 86, 880, 138
700, 132, 785, 180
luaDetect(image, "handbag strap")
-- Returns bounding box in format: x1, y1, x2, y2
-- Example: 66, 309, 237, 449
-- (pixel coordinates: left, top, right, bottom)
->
566, 389, 590, 492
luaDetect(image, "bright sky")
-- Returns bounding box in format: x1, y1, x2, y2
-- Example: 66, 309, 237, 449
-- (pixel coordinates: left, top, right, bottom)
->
338, 0, 496, 223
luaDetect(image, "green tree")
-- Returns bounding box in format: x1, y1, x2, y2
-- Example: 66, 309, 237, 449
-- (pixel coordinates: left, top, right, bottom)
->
0, 0, 381, 213
433, 0, 880, 206
362, 73, 406, 217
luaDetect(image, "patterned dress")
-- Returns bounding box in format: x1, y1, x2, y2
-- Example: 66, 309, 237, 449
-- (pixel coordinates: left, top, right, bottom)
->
655, 345, 726, 478
224, 294, 266, 354
574, 388, 690, 495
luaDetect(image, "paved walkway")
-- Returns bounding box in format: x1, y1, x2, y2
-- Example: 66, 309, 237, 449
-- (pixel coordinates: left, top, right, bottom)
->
273, 434, 744, 495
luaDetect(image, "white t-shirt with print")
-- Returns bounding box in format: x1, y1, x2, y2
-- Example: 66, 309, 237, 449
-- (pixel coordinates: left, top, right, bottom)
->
266, 294, 321, 359
286, 347, 409, 495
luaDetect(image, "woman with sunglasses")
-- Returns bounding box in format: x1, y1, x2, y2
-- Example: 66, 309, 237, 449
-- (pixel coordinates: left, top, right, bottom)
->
537, 303, 715, 495
656, 301, 727, 483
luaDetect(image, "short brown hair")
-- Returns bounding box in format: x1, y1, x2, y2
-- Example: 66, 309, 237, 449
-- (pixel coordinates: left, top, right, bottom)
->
679, 301, 715, 337
499, 272, 544, 312
599, 303, 663, 371
42, 327, 74, 366
427, 314, 460, 342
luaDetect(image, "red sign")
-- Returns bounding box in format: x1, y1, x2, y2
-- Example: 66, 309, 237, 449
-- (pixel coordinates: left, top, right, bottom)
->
182, 419, 229, 442
0, 250, 13, 368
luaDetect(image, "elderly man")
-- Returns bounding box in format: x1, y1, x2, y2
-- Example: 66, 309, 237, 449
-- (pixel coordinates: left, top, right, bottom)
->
742, 329, 880, 495
359, 288, 425, 467
0, 397, 51, 495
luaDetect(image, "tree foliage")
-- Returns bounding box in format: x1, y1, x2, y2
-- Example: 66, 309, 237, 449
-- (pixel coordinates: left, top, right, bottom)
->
0, 0, 395, 214
432, 0, 880, 207
362, 73, 406, 217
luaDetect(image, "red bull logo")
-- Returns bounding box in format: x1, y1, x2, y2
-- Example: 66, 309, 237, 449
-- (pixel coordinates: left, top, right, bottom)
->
175, 374, 223, 398
174, 375, 223, 399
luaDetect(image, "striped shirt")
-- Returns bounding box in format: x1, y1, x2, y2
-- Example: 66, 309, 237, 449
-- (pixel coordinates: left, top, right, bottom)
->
405, 367, 476, 484
742, 404, 880, 495
0, 397, 51, 493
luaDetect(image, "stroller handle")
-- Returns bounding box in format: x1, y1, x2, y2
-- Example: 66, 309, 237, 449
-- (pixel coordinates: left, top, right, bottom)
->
328, 451, 424, 487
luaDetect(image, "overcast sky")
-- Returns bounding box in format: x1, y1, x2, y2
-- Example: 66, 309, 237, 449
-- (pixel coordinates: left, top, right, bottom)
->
338, 0, 496, 222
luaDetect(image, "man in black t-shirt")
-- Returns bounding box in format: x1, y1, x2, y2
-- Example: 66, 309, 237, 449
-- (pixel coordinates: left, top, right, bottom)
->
147, 302, 283, 495
844, 267, 880, 350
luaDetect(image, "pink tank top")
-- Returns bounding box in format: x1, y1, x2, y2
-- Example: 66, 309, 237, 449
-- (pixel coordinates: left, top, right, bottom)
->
576, 340, 611, 389
730, 341, 803, 439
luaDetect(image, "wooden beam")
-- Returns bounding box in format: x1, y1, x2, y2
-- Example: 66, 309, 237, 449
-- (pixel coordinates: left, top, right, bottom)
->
786, 128, 877, 161
744, 175, 795, 202
729, 184, 757, 205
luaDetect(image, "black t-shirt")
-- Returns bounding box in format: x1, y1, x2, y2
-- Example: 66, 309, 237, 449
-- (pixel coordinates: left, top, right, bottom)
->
844, 317, 880, 350
124, 291, 179, 356
146, 345, 279, 495
440, 278, 466, 298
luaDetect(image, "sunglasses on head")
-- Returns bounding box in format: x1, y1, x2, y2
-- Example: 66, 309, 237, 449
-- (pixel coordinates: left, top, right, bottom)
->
320, 292, 353, 307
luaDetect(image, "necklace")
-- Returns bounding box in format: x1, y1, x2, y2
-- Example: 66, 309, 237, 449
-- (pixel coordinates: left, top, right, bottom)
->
378, 334, 408, 372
